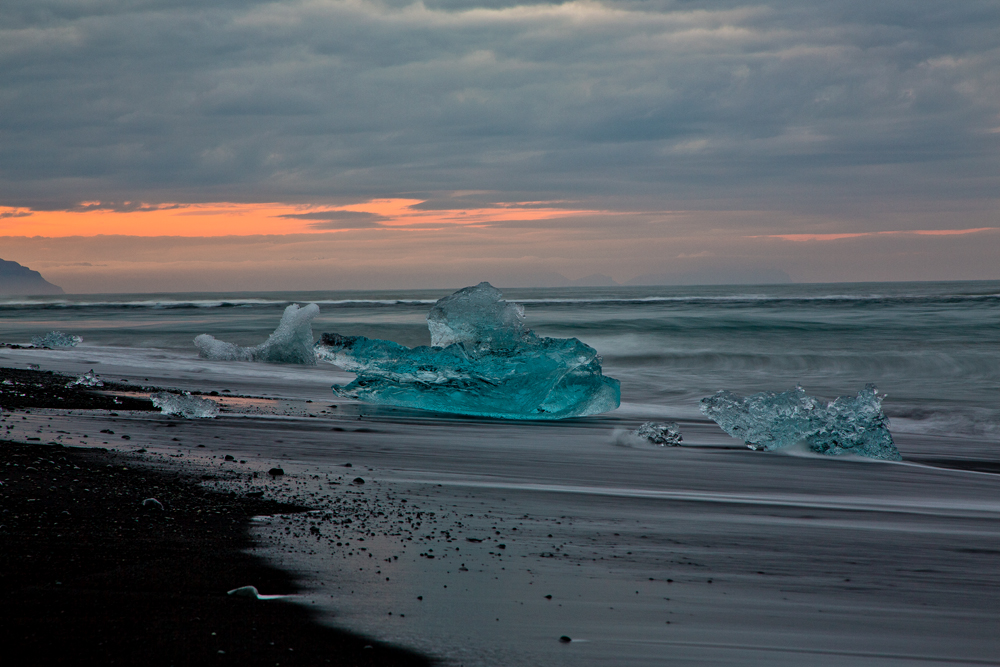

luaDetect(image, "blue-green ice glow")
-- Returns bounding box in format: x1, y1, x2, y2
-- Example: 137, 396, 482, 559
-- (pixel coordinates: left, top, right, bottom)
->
314, 282, 620, 419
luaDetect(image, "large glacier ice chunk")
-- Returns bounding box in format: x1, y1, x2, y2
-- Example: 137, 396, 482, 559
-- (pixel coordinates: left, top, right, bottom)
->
32, 331, 82, 348
194, 303, 319, 364
700, 384, 901, 461
315, 282, 620, 419
151, 392, 220, 418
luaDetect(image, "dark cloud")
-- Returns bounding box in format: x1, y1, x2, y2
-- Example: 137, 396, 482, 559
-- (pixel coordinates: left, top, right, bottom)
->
0, 0, 998, 224
307, 219, 385, 230
278, 210, 389, 229
408, 199, 503, 211
68, 201, 184, 213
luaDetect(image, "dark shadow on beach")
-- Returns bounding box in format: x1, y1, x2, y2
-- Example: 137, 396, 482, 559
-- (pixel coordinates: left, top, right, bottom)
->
0, 433, 435, 666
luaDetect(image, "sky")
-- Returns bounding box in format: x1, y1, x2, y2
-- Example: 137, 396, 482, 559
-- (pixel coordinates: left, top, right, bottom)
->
2, 0, 999, 292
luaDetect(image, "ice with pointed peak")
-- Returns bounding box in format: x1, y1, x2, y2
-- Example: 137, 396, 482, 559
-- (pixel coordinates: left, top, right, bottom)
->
700, 384, 901, 461
426, 282, 527, 349
67, 370, 103, 388
32, 331, 82, 348
194, 303, 319, 364
315, 282, 620, 419
151, 391, 219, 418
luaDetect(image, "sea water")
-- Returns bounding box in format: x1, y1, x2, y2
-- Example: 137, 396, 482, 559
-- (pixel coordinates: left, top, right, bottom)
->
3, 281, 999, 440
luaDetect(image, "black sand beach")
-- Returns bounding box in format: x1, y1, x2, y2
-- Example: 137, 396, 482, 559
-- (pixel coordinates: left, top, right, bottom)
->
0, 368, 433, 667
3, 350, 1000, 666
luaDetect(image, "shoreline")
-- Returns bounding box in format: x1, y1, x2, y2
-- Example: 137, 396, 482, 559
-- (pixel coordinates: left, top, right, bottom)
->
0, 369, 435, 666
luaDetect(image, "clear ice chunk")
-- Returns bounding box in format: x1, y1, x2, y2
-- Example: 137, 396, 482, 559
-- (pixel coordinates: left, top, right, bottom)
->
151, 391, 220, 418
633, 421, 683, 446
612, 421, 683, 447
194, 303, 319, 364
67, 369, 103, 387
315, 282, 620, 419
427, 282, 527, 349
700, 384, 902, 461
32, 331, 82, 348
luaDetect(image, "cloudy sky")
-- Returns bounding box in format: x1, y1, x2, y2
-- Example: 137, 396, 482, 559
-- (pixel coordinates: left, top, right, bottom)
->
2, 0, 999, 292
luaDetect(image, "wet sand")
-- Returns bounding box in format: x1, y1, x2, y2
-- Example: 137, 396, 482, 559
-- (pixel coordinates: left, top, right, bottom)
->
3, 349, 1000, 666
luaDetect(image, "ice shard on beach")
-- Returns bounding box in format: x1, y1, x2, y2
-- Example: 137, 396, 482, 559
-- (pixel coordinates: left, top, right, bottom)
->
700, 384, 902, 461
67, 370, 103, 388
31, 331, 81, 348
314, 282, 620, 419
194, 303, 319, 364
633, 421, 683, 446
151, 392, 219, 418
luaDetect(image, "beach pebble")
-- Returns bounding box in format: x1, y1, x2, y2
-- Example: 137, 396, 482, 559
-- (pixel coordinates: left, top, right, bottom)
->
224, 455, 235, 461
353, 477, 365, 485
268, 468, 284, 476
142, 498, 164, 510
559, 636, 572, 643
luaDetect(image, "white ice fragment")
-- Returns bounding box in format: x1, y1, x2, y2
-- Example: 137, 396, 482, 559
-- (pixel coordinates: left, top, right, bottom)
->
151, 391, 219, 418
612, 422, 682, 447
194, 303, 319, 364
31, 331, 82, 348
227, 585, 286, 599
633, 422, 683, 445
67, 370, 103, 388
227, 585, 261, 598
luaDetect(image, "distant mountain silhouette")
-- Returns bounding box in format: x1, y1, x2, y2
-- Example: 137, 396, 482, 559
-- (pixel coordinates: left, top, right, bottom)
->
564, 273, 619, 287
627, 267, 792, 286
0, 259, 64, 295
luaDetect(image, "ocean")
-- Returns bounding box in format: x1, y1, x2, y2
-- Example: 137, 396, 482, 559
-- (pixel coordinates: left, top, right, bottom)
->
3, 280, 999, 438
3, 281, 1000, 666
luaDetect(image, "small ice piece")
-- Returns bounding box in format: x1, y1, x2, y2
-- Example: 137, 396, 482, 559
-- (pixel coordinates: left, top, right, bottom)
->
700, 384, 901, 461
67, 369, 103, 388
151, 391, 219, 419
228, 585, 261, 598
227, 585, 286, 600
31, 331, 81, 348
194, 303, 319, 364
633, 422, 683, 446
315, 282, 620, 419
142, 498, 164, 510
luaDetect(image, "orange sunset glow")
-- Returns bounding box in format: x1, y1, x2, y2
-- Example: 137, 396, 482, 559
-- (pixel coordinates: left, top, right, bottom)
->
0, 199, 606, 238
757, 228, 998, 242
